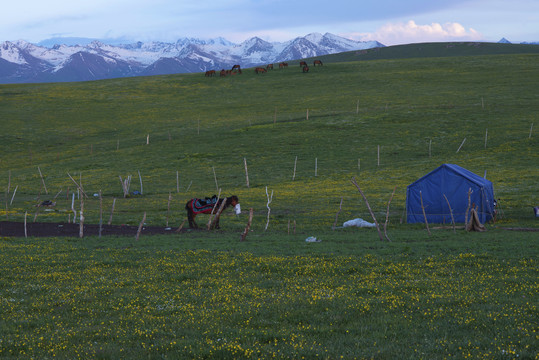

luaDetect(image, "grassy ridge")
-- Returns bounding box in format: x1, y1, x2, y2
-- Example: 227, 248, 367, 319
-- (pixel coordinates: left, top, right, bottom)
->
1, 52, 537, 230
0, 47, 538, 359
0, 55, 539, 228
308, 41, 539, 63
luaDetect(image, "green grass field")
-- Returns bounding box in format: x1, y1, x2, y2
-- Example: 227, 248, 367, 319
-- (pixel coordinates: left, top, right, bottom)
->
1, 233, 537, 359
0, 43, 538, 358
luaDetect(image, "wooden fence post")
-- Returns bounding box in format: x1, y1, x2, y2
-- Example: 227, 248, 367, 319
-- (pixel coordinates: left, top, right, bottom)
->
443, 194, 456, 233
332, 197, 343, 230
208, 196, 227, 230
166, 192, 172, 227
350, 177, 384, 242
292, 156, 297, 180
206, 189, 221, 229
384, 186, 397, 241
24, 211, 28, 238
419, 190, 431, 236
99, 190, 103, 238
138, 170, 143, 195
79, 197, 84, 238
240, 208, 254, 241
136, 212, 146, 241
38, 166, 48, 194
108, 198, 116, 225
10, 185, 18, 205
264, 187, 273, 231
71, 193, 76, 224
244, 157, 250, 188
212, 167, 218, 192
465, 188, 472, 226
456, 138, 466, 153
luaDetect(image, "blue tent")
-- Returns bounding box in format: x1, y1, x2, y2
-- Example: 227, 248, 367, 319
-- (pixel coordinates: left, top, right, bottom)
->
406, 164, 495, 224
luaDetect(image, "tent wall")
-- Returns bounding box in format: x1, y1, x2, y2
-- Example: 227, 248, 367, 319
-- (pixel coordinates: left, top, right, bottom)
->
406, 164, 495, 224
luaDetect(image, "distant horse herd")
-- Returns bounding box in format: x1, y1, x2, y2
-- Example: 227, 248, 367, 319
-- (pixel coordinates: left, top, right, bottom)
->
205, 65, 243, 77
205, 60, 323, 77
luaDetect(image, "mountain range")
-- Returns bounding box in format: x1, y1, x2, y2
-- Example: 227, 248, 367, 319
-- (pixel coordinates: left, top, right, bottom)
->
498, 37, 539, 45
0, 33, 383, 84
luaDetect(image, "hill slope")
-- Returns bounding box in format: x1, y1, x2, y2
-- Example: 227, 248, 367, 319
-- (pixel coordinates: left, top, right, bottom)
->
0, 53, 537, 230
310, 41, 539, 63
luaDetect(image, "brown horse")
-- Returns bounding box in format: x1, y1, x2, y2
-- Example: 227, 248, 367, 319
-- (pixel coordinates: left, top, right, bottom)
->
255, 67, 267, 74
302, 65, 309, 73
231, 67, 242, 74
299, 61, 307, 67
266, 64, 274, 70
220, 69, 227, 77
279, 62, 288, 69
185, 195, 240, 228
313, 60, 323, 66
205, 70, 216, 77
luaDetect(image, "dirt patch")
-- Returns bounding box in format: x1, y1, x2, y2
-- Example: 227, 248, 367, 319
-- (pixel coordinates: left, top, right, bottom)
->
0, 221, 192, 237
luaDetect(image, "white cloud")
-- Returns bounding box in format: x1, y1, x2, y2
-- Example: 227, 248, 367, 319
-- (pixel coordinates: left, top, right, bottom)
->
345, 20, 484, 46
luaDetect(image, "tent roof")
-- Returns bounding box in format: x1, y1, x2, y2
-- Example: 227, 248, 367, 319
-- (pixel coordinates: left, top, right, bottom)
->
407, 164, 491, 189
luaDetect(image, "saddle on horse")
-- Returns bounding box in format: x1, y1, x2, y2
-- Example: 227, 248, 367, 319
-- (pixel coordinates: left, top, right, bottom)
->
189, 195, 218, 215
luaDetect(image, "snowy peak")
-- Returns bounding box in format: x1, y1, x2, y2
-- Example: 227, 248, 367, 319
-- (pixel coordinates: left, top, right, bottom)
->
1, 41, 29, 65
280, 37, 322, 60
239, 37, 275, 59
304, 32, 325, 43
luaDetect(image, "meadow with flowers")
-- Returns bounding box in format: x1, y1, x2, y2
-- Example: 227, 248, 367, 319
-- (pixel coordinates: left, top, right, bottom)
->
0, 232, 537, 359
0, 43, 538, 358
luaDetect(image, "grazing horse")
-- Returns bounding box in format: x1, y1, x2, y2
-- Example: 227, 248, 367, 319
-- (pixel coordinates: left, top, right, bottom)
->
231, 64, 242, 74
205, 70, 216, 77
266, 64, 274, 70
220, 69, 227, 77
185, 195, 240, 228
255, 67, 267, 74
302, 65, 309, 73
313, 60, 323, 66
232, 67, 242, 74
278, 62, 288, 69
299, 61, 307, 67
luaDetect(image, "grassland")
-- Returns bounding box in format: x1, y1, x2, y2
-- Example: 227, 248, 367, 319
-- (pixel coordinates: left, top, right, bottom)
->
310, 41, 539, 63
0, 233, 537, 359
0, 49, 537, 230
0, 44, 538, 358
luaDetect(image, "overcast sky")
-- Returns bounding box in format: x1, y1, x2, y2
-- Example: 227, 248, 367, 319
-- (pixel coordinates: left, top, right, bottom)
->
2, 0, 538, 45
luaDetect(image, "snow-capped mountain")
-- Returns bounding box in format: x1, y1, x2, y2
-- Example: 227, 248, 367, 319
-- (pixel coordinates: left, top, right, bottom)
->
498, 38, 539, 45
0, 33, 383, 83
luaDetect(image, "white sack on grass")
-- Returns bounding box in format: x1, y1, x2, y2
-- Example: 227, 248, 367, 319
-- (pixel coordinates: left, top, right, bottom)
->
343, 218, 376, 228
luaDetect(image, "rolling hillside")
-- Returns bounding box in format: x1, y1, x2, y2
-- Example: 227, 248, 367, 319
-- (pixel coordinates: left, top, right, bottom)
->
1, 45, 538, 359
0, 44, 537, 231
308, 41, 539, 63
